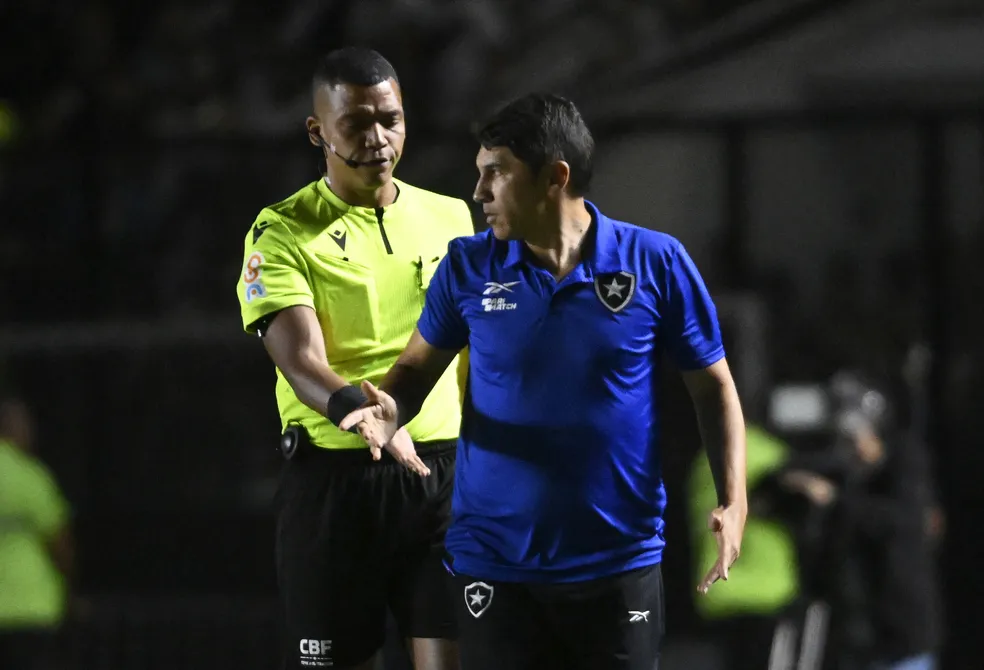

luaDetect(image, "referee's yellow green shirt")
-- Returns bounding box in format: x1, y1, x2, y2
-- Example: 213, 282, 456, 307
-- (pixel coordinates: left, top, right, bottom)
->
237, 177, 474, 450
0, 440, 68, 627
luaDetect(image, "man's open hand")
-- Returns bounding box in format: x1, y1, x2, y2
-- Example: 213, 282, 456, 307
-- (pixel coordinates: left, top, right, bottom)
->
698, 503, 746, 595
339, 381, 430, 474
384, 427, 430, 476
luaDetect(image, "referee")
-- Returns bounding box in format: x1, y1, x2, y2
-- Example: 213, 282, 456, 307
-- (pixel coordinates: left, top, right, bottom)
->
235, 48, 472, 670
342, 93, 749, 670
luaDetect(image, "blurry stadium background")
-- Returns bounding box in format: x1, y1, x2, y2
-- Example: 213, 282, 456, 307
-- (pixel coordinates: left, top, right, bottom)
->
2, 0, 982, 668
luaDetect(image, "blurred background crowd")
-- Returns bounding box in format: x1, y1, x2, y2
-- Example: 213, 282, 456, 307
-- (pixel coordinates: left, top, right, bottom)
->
1, 0, 982, 668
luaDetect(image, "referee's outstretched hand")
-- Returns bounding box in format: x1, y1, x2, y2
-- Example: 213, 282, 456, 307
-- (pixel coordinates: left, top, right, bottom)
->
340, 381, 431, 476
698, 503, 746, 595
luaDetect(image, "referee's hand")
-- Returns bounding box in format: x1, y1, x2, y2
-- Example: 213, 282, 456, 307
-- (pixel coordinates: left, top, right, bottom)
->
698, 503, 746, 595
340, 381, 430, 476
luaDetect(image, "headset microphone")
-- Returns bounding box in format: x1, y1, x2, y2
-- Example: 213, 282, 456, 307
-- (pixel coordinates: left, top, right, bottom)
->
308, 130, 371, 169
327, 141, 363, 169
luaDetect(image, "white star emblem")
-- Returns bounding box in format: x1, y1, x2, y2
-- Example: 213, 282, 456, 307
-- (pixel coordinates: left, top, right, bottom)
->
594, 271, 635, 313
464, 581, 494, 618
603, 278, 625, 298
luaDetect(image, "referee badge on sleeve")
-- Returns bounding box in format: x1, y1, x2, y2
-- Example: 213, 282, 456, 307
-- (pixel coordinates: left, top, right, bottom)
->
594, 271, 636, 313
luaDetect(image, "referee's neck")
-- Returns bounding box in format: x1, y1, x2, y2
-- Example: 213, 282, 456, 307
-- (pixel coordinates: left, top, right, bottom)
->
324, 176, 398, 209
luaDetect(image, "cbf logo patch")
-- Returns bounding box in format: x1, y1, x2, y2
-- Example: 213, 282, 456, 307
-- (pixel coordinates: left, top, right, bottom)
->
298, 639, 332, 668
464, 581, 494, 619
594, 271, 635, 313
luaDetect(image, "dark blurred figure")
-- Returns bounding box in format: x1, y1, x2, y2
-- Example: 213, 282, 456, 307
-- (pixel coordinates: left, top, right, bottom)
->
780, 373, 943, 670
0, 395, 74, 670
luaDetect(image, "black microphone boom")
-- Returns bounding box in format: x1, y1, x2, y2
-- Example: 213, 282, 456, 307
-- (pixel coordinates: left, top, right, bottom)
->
309, 130, 365, 169
328, 142, 362, 169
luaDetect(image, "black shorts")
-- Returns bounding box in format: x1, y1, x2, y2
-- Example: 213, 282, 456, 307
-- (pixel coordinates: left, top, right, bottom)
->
452, 563, 664, 670
275, 428, 457, 669
0, 629, 58, 670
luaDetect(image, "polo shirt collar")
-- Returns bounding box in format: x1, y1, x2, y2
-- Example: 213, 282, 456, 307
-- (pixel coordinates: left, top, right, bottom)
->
584, 200, 622, 275
503, 200, 622, 275
503, 234, 525, 268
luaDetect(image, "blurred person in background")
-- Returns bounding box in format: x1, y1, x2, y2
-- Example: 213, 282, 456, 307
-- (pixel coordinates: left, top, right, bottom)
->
339, 92, 748, 670
0, 394, 73, 670
235, 47, 472, 670
778, 373, 943, 670
688, 422, 801, 670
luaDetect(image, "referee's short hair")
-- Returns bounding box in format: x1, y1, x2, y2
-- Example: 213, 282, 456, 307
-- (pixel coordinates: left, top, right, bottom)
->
313, 47, 400, 94
475, 93, 594, 196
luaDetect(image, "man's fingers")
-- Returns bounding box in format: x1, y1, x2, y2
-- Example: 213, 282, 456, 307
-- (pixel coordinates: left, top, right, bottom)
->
361, 379, 380, 402
368, 433, 386, 458
699, 548, 739, 594
406, 454, 431, 477
352, 421, 386, 460
339, 409, 369, 432
356, 424, 383, 459
698, 562, 723, 594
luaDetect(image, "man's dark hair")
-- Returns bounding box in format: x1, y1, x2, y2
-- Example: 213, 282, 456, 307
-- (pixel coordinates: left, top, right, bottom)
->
475, 93, 594, 196
313, 47, 400, 94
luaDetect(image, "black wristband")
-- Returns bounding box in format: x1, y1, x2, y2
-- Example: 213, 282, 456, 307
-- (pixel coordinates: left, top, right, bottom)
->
325, 384, 369, 433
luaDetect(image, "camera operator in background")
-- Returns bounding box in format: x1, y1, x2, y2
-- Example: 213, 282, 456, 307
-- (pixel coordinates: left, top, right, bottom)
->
778, 372, 944, 670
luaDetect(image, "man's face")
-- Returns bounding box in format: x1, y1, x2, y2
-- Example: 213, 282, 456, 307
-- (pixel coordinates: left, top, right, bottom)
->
307, 78, 405, 189
473, 146, 543, 241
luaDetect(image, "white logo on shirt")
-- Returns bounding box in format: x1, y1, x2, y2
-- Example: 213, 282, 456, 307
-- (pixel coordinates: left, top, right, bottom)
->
483, 281, 520, 295
298, 639, 332, 667
594, 271, 636, 313
482, 297, 517, 312
464, 581, 494, 618
628, 610, 650, 623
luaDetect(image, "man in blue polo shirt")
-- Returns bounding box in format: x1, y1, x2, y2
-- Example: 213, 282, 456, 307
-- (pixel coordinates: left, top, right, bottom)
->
342, 93, 748, 669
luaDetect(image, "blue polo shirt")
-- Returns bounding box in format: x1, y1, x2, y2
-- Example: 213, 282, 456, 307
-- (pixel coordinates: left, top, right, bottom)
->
418, 201, 725, 583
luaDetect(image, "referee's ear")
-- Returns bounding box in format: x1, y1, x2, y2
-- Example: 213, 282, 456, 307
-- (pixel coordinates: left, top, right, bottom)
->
306, 117, 324, 147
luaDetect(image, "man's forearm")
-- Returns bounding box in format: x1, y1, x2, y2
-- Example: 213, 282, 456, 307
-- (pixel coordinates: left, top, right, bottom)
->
279, 355, 352, 418
261, 307, 357, 422
375, 329, 463, 429
694, 382, 747, 509
379, 363, 438, 429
